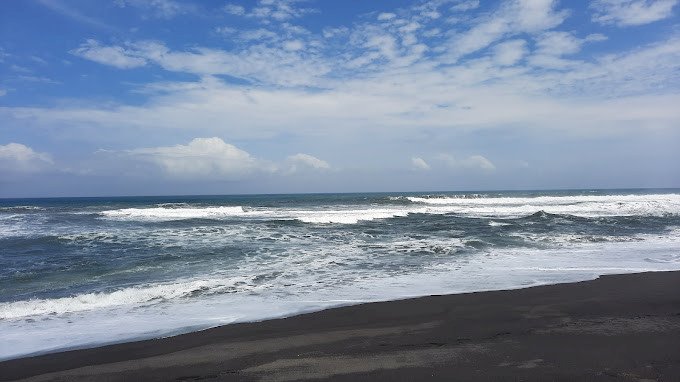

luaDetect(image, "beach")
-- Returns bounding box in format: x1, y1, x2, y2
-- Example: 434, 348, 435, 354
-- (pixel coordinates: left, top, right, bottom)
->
2, 270, 679, 381
3, 0, 679, 378
4, 0, 680, 379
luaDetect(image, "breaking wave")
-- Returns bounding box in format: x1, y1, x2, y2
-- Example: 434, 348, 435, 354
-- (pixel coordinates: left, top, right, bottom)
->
406, 193, 680, 218
100, 206, 412, 224
0, 275, 264, 320
98, 193, 680, 224
101, 206, 248, 221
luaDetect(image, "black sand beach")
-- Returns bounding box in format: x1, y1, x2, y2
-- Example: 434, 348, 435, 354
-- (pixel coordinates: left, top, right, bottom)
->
2, 271, 679, 381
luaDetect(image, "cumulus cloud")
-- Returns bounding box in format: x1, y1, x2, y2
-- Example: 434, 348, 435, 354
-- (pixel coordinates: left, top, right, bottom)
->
126, 137, 268, 179
124, 138, 329, 179
71, 39, 147, 69
439, 154, 496, 171
285, 153, 330, 174
591, 0, 678, 26
411, 157, 431, 170
0, 143, 54, 173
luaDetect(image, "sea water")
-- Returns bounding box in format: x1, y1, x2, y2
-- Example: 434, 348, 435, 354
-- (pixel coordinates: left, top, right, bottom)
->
1, 190, 680, 359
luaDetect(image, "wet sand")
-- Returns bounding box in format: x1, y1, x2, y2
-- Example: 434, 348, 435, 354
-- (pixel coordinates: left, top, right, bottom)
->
2, 271, 679, 381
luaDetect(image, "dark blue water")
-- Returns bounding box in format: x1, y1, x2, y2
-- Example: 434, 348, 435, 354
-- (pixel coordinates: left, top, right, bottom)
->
1, 189, 680, 359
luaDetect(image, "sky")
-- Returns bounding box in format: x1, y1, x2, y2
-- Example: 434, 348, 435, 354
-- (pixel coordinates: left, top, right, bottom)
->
1, 0, 679, 197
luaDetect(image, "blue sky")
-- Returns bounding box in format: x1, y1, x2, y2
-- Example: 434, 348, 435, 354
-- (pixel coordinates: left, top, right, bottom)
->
1, 0, 679, 197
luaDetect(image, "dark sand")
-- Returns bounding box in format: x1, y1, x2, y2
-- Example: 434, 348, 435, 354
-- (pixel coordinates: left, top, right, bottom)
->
2, 271, 679, 381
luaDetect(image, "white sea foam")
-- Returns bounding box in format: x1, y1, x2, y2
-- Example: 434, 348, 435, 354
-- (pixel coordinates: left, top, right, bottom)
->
488, 221, 511, 227
508, 232, 643, 246
0, 206, 46, 212
55, 231, 122, 246
408, 193, 679, 205
100, 205, 414, 224
0, 276, 263, 320
407, 193, 680, 218
101, 206, 248, 221
290, 209, 410, 224
2, 233, 680, 360
98, 194, 680, 224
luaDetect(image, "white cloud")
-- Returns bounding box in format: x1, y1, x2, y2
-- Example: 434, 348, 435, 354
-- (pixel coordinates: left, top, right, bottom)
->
285, 153, 330, 174
323, 26, 349, 39
30, 55, 48, 65
10, 64, 32, 73
1, 0, 679, 193
411, 157, 431, 170
73, 40, 329, 86
6, 33, 680, 147
223, 3, 245, 16
492, 39, 527, 66
536, 31, 584, 56
215, 26, 237, 36
463, 155, 496, 170
377, 12, 396, 21
37, 0, 114, 30
227, 0, 316, 22
127, 137, 268, 179
528, 31, 607, 69
591, 0, 678, 26
345, 18, 429, 69
514, 0, 569, 32
451, 0, 480, 12
4, 1, 680, 178
114, 0, 191, 19
439, 154, 496, 171
446, 0, 569, 61
123, 138, 329, 179
71, 39, 147, 69
282, 39, 305, 51
236, 28, 278, 41
0, 88, 6, 97
11, 75, 60, 84
0, 143, 53, 173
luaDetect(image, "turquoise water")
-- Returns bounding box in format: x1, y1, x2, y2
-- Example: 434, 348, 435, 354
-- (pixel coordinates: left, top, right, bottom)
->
1, 189, 680, 359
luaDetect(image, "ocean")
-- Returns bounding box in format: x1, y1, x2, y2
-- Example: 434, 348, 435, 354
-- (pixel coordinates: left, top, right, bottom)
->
1, 189, 679, 360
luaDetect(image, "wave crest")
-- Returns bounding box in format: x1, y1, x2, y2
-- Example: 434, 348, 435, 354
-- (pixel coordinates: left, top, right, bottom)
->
101, 206, 247, 221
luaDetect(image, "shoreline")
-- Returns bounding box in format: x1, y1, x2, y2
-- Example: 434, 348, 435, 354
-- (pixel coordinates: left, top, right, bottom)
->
2, 270, 679, 381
